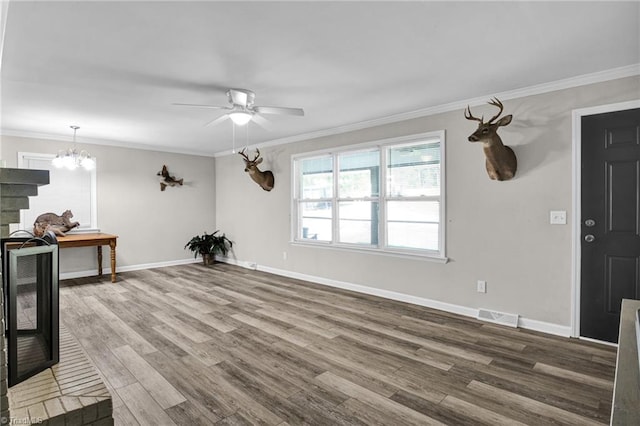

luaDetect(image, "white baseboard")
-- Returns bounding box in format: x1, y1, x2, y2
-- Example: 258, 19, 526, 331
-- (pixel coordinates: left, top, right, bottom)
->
217, 256, 258, 270
257, 264, 478, 318
517, 317, 571, 337
60, 255, 572, 338
59, 257, 200, 280
218, 257, 572, 338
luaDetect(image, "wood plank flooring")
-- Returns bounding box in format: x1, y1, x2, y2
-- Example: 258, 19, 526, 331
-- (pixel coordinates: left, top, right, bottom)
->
59, 263, 616, 425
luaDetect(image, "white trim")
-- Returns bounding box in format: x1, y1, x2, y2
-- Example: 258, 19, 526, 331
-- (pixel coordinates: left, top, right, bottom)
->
215, 256, 257, 270
2, 129, 215, 158
579, 336, 618, 348
290, 131, 443, 160
216, 257, 573, 338
439, 129, 447, 257
59, 257, 200, 280
517, 317, 571, 338
571, 99, 640, 338
214, 64, 640, 158
290, 241, 449, 263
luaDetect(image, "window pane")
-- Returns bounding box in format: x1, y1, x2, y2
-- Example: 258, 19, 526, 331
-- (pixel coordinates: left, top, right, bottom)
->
22, 155, 96, 231
387, 200, 439, 223
387, 143, 440, 197
387, 222, 439, 251
339, 151, 379, 198
338, 201, 378, 245
301, 157, 333, 199
387, 201, 439, 251
300, 202, 332, 241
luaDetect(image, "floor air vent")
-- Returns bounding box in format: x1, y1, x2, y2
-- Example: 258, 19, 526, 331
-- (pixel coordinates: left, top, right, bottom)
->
477, 308, 519, 328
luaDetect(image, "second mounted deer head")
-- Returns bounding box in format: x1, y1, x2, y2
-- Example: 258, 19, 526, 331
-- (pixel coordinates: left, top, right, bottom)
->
464, 97, 517, 181
238, 148, 275, 191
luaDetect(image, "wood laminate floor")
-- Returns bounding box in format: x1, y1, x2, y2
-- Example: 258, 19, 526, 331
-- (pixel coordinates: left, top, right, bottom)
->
59, 263, 616, 425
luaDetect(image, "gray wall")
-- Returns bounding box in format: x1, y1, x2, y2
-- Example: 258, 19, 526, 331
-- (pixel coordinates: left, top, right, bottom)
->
0, 136, 216, 275
214, 76, 640, 330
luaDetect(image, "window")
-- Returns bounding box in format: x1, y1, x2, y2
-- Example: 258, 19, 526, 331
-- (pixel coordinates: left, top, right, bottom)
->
18, 152, 98, 233
293, 131, 445, 259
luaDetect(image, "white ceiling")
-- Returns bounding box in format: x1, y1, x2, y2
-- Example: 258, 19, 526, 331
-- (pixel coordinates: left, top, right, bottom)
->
1, 1, 639, 156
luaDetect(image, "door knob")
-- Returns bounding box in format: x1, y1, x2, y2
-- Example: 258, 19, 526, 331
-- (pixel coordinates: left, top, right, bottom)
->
584, 234, 596, 243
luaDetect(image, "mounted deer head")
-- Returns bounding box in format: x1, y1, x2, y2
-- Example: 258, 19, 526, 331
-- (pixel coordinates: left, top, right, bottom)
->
464, 97, 517, 181
238, 148, 275, 191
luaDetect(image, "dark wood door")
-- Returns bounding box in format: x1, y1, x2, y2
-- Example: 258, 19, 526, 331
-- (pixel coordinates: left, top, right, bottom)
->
581, 108, 640, 343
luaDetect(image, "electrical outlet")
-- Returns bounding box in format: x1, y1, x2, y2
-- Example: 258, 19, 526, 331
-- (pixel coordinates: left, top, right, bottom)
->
477, 280, 487, 293
550, 210, 567, 225
283, 251, 288, 260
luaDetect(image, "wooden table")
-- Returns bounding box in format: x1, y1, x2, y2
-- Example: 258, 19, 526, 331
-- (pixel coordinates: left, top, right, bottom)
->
56, 233, 118, 283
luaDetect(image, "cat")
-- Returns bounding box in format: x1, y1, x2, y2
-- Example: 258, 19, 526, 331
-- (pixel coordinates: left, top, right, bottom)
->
33, 210, 80, 237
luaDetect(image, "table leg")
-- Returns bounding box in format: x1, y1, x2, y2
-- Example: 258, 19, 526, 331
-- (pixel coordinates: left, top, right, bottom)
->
110, 240, 117, 283
97, 246, 103, 276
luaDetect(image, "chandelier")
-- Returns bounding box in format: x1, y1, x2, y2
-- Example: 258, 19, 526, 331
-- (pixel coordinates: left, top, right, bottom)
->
52, 126, 95, 170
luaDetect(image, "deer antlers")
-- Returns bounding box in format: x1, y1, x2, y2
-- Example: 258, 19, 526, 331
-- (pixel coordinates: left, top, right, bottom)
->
486, 97, 504, 124
239, 147, 260, 162
464, 97, 504, 124
464, 105, 483, 123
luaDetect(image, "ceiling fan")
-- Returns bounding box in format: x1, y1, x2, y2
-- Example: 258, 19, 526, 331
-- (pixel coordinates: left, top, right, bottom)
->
173, 88, 304, 127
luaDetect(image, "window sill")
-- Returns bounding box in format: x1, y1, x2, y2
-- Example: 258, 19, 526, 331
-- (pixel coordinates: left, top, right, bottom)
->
290, 240, 448, 263
68, 228, 101, 234
14, 227, 101, 237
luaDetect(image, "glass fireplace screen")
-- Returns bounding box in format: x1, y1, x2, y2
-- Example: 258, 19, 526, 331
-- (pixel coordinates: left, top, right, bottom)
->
3, 236, 59, 387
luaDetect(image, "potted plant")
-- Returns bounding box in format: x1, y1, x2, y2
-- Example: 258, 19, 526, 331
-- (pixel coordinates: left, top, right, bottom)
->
184, 231, 233, 265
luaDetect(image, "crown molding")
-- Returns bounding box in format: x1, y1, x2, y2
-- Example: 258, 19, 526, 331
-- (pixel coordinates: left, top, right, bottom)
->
3, 63, 638, 159
214, 63, 640, 157
0, 129, 214, 158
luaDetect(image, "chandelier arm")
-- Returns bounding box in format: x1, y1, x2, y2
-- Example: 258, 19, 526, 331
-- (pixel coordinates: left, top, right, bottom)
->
53, 126, 94, 170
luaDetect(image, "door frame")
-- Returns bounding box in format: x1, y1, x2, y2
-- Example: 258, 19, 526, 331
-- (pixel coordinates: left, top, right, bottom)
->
571, 99, 640, 339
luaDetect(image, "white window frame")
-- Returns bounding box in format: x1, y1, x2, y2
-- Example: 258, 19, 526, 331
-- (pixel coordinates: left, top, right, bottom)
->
18, 152, 99, 233
291, 130, 446, 262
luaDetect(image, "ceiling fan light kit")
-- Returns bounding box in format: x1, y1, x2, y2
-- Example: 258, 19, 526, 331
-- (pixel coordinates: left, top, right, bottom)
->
228, 110, 253, 125
174, 88, 304, 127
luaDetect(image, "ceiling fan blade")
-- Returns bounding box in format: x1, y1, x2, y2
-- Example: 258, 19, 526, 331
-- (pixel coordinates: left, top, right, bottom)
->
204, 114, 230, 127
254, 106, 304, 116
172, 103, 229, 110
251, 114, 273, 131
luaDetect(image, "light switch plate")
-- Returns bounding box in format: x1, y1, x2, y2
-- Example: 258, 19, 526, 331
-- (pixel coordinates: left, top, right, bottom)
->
550, 210, 567, 225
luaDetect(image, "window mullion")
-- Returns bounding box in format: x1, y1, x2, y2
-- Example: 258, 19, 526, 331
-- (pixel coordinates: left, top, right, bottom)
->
333, 153, 339, 244
295, 160, 303, 241
386, 195, 440, 202
293, 159, 299, 240
379, 146, 387, 249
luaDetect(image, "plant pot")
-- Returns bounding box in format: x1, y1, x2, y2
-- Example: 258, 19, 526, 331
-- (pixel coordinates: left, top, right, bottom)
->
202, 253, 215, 266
